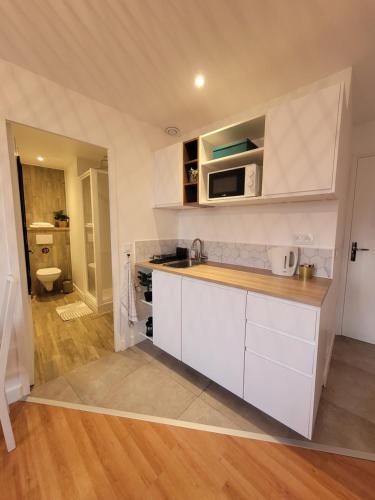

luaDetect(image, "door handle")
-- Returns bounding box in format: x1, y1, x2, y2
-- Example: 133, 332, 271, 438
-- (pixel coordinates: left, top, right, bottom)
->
351, 241, 370, 262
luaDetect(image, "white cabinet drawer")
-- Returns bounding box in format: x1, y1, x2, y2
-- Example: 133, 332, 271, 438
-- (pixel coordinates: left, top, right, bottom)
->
246, 292, 317, 341
244, 351, 313, 438
245, 323, 315, 375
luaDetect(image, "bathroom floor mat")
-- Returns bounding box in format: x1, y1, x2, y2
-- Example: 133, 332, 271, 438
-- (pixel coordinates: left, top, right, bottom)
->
56, 301, 93, 321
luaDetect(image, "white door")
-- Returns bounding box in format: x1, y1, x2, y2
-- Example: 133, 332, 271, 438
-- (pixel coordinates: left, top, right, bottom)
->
153, 143, 183, 207
342, 156, 375, 343
181, 278, 247, 397
263, 83, 341, 197
153, 271, 182, 359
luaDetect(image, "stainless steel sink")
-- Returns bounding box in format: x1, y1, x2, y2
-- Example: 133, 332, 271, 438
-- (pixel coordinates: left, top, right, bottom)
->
163, 259, 202, 269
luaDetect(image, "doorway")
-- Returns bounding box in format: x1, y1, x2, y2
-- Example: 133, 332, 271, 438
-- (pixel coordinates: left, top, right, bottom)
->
11, 122, 115, 387
342, 155, 375, 344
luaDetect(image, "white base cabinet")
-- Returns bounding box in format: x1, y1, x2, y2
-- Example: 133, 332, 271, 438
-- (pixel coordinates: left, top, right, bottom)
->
244, 292, 321, 439
152, 271, 182, 359
152, 271, 329, 439
244, 351, 313, 437
181, 278, 247, 397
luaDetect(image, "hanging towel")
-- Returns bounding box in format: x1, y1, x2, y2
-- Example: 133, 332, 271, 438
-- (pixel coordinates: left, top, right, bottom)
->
121, 254, 138, 327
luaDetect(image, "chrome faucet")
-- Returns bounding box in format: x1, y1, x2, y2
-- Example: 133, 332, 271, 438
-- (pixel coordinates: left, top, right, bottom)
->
190, 238, 207, 262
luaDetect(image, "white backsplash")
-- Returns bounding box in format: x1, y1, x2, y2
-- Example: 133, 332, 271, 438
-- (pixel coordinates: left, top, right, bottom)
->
135, 239, 333, 278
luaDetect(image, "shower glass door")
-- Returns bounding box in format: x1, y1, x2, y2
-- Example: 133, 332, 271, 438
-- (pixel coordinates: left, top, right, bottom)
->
80, 168, 113, 312
82, 173, 97, 299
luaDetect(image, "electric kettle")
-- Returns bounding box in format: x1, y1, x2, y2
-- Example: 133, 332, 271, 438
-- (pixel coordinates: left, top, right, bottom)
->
268, 246, 298, 276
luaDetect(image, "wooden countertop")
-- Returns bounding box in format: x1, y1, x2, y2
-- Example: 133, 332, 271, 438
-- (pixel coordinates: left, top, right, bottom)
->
137, 261, 331, 307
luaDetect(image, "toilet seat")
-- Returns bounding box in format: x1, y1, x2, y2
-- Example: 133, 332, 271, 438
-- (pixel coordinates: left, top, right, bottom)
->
36, 267, 61, 276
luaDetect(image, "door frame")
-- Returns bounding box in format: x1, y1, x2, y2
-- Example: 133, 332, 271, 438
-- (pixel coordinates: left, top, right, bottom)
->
1, 118, 122, 398
339, 152, 375, 336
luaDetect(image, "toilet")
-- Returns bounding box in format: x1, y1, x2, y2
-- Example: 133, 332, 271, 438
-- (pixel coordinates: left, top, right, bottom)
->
36, 267, 62, 292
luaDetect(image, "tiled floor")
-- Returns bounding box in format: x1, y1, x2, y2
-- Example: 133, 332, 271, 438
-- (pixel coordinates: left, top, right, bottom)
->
31, 327, 375, 453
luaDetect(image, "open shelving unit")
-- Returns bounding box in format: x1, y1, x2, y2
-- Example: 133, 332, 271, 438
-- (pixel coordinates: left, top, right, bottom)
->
182, 137, 199, 207
201, 147, 264, 171
199, 114, 266, 206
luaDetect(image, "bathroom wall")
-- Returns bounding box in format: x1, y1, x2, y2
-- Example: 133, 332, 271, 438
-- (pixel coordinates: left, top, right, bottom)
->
22, 164, 67, 226
22, 163, 72, 294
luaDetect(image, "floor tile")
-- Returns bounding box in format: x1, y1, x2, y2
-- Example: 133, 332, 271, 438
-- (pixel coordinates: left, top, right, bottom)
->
150, 350, 210, 396
119, 340, 163, 364
31, 376, 81, 403
332, 335, 375, 376
99, 363, 197, 419
313, 398, 375, 453
65, 352, 146, 405
322, 358, 375, 425
200, 382, 291, 438
178, 397, 240, 430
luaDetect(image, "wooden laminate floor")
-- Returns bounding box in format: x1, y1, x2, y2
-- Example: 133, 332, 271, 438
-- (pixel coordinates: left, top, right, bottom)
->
1, 402, 375, 500
32, 292, 114, 386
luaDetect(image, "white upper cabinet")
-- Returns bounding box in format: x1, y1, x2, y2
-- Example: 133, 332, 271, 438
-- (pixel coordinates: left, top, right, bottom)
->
262, 83, 342, 197
152, 271, 182, 359
153, 142, 183, 207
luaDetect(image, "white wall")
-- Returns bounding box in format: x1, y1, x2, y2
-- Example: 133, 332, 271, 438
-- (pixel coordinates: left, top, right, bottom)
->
177, 68, 352, 249
335, 118, 375, 335
0, 57, 178, 400
178, 201, 338, 248
353, 119, 375, 156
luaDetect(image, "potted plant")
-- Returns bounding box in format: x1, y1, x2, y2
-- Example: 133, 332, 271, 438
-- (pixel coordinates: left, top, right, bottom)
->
138, 271, 152, 302
54, 210, 70, 228
188, 168, 198, 184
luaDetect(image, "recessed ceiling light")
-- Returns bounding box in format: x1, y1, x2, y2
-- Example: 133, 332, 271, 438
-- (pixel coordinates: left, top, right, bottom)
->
194, 74, 205, 88
37, 156, 44, 161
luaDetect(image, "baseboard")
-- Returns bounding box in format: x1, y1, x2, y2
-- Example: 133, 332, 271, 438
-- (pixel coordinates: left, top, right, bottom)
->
73, 283, 85, 300
97, 301, 113, 314
6, 382, 26, 404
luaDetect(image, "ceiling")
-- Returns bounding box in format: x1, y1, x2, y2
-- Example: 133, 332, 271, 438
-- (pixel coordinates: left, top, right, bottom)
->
12, 122, 107, 169
0, 1, 374, 133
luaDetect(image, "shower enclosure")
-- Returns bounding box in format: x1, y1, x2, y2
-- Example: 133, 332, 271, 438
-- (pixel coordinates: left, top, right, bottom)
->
80, 168, 113, 313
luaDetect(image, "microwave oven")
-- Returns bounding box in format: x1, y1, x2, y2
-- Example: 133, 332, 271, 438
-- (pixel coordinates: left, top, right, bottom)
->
208, 164, 261, 200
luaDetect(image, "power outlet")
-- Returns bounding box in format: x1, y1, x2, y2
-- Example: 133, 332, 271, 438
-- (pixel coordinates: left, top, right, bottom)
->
295, 233, 314, 245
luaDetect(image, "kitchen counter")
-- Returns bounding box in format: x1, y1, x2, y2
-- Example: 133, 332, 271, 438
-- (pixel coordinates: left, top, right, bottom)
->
137, 261, 331, 307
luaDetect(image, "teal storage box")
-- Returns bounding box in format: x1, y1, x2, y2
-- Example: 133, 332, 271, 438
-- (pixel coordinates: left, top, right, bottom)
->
212, 138, 257, 159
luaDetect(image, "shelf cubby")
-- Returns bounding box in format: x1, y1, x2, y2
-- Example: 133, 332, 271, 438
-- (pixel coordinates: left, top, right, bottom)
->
183, 137, 199, 206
